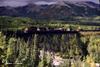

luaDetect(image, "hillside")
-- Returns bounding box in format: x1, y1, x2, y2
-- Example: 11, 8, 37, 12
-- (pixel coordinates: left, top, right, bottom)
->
0, 1, 99, 20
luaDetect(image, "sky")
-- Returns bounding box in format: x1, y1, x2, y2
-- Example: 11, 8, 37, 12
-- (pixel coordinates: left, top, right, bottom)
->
0, 0, 99, 7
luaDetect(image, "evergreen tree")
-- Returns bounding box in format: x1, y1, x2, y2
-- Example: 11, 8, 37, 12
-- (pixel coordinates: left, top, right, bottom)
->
0, 32, 6, 65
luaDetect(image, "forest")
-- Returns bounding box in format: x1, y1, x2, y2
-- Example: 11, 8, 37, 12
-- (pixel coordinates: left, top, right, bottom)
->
0, 16, 100, 67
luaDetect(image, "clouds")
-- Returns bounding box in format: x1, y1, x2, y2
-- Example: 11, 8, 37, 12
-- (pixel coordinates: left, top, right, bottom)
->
0, 0, 99, 7
35, 1, 57, 5
0, 0, 30, 7
0, 0, 99, 3
31, 0, 99, 3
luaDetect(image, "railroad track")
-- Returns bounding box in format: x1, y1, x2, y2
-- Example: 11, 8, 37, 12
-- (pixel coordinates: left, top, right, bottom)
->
79, 30, 100, 36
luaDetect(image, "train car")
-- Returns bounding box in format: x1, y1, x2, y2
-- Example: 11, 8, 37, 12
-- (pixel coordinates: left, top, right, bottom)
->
76, 27, 83, 31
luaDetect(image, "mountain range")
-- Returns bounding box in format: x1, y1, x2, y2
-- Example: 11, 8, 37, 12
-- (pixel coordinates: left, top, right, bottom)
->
0, 1, 100, 20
